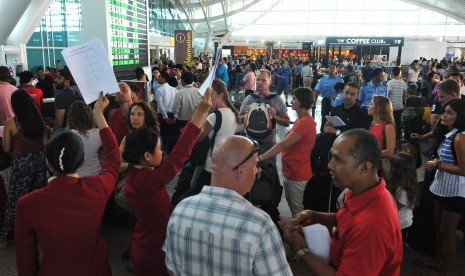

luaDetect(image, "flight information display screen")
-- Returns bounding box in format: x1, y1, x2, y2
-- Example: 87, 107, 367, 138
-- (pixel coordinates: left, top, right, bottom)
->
108, 0, 148, 70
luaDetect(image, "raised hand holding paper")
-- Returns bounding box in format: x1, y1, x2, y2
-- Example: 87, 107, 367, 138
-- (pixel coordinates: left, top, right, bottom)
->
198, 46, 222, 97
62, 38, 120, 104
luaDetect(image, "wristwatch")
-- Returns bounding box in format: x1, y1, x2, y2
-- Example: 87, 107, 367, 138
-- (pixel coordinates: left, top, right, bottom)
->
293, 248, 311, 261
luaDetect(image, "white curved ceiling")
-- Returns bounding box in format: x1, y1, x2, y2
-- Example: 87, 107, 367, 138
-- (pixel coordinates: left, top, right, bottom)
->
172, 0, 465, 40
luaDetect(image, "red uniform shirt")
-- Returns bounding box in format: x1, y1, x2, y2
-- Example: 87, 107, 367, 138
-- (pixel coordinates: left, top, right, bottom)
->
108, 108, 128, 145
124, 122, 201, 275
331, 178, 403, 276
22, 85, 44, 107
14, 128, 120, 276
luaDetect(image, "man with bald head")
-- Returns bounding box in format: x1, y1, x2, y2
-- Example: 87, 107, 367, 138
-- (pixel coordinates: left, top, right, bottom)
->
109, 82, 133, 144
163, 136, 292, 276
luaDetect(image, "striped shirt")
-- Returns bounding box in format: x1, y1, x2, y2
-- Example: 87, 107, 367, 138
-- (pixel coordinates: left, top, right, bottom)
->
387, 79, 406, 111
163, 186, 292, 276
430, 129, 465, 198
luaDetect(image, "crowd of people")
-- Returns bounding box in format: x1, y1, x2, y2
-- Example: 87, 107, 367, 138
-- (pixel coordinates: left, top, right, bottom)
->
0, 51, 463, 275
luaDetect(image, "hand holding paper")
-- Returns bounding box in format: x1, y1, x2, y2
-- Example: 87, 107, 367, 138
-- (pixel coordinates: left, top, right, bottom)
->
302, 223, 331, 264
198, 45, 222, 96
62, 38, 120, 104
325, 115, 346, 127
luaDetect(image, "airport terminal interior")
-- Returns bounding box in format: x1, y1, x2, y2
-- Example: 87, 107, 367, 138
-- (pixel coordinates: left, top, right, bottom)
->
1, 0, 465, 275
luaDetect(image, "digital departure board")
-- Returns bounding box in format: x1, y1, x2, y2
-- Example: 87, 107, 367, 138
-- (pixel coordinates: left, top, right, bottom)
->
108, 0, 148, 70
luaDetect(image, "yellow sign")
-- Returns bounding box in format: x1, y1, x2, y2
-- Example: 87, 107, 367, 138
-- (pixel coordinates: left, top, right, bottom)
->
170, 38, 175, 46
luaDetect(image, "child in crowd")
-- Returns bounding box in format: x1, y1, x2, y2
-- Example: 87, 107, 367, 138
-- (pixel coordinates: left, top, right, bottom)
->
386, 152, 418, 240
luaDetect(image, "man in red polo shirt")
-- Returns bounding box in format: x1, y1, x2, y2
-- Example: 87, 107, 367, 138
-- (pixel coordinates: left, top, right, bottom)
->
280, 128, 403, 276
19, 71, 43, 107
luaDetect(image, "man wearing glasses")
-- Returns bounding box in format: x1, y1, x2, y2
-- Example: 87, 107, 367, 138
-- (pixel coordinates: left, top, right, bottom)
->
163, 136, 292, 275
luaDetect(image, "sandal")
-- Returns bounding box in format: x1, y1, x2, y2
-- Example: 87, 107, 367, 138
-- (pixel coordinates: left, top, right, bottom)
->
413, 259, 442, 270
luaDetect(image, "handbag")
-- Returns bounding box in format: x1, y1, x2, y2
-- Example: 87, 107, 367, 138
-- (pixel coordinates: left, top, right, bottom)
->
190, 110, 222, 166
114, 170, 132, 212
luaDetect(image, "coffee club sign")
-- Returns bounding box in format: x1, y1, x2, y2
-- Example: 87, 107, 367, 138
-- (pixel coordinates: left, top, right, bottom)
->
326, 37, 404, 46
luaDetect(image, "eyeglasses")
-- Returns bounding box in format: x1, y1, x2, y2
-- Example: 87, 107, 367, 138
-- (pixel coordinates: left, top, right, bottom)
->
232, 140, 259, 171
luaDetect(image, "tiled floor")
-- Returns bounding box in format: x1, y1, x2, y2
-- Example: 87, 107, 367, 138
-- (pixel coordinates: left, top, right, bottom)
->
1, 94, 464, 275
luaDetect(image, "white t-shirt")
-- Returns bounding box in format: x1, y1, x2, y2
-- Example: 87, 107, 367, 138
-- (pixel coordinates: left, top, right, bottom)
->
204, 108, 238, 172
408, 69, 420, 82
72, 128, 102, 177
396, 187, 413, 229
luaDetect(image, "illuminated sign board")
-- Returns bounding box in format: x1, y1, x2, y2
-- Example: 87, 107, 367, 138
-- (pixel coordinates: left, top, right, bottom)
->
326, 37, 404, 46
108, 0, 148, 68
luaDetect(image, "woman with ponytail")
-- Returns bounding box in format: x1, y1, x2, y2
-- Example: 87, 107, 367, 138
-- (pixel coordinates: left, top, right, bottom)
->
189, 79, 240, 196
13, 93, 120, 275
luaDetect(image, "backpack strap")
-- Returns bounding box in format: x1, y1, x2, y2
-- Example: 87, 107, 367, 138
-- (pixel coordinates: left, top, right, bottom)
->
208, 110, 222, 157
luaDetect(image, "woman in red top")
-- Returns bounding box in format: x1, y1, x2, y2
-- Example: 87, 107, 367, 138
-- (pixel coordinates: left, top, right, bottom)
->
122, 89, 212, 275
259, 88, 316, 216
0, 89, 47, 248
368, 95, 396, 176
13, 93, 121, 275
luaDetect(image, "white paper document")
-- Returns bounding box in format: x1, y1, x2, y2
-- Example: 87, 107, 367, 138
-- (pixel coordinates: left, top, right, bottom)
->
325, 115, 346, 127
302, 223, 331, 264
198, 46, 222, 96
62, 38, 120, 103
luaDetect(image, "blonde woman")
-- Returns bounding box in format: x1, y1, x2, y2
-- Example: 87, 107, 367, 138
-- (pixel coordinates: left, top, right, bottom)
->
367, 95, 396, 176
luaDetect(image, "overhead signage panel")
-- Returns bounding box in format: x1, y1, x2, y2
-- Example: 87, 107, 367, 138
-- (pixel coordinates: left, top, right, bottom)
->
326, 37, 404, 47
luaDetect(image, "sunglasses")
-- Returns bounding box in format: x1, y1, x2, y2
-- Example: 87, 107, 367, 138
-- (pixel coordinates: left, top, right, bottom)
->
232, 140, 259, 171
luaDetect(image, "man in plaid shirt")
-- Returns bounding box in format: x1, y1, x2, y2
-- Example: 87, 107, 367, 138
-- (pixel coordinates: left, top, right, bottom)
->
163, 136, 292, 275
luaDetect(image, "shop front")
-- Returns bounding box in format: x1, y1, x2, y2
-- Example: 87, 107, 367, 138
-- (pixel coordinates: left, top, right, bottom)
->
325, 37, 404, 65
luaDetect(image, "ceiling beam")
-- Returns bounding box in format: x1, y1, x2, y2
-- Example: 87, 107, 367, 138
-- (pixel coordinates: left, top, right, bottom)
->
222, 0, 283, 40
169, 0, 195, 32
199, 0, 213, 32
179, 0, 261, 24
402, 0, 465, 24
173, 0, 226, 9
220, 0, 229, 32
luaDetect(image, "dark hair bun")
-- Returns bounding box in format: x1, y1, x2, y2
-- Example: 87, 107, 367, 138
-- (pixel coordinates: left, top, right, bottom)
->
45, 129, 84, 174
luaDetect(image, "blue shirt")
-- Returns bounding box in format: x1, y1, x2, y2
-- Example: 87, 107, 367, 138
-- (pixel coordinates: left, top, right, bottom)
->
331, 92, 344, 108
296, 64, 303, 75
217, 64, 229, 87
430, 129, 465, 198
277, 67, 292, 86
315, 75, 344, 99
358, 81, 388, 109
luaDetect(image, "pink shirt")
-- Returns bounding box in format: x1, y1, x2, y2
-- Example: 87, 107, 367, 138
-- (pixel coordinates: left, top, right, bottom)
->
0, 83, 16, 124
243, 71, 256, 91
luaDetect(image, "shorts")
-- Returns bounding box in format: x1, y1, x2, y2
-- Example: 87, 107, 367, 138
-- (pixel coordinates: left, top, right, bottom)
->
277, 85, 291, 95
433, 194, 465, 214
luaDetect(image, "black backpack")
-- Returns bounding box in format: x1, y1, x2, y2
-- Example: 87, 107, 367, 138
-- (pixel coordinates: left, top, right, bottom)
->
244, 94, 277, 139
190, 110, 222, 166
311, 132, 337, 174
248, 162, 281, 206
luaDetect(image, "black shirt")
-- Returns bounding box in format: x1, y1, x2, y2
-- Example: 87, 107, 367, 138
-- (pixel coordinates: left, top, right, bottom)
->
36, 75, 55, 98
432, 95, 465, 115
330, 104, 368, 132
